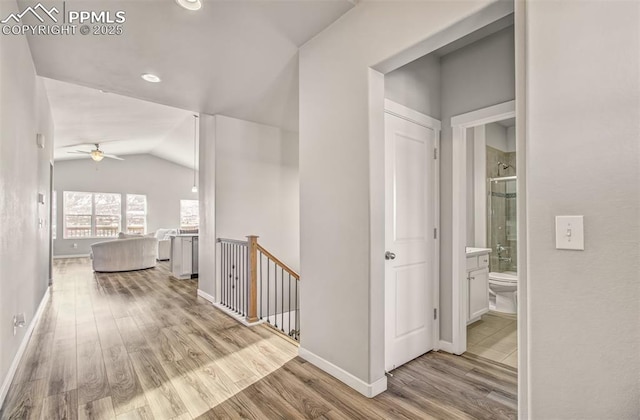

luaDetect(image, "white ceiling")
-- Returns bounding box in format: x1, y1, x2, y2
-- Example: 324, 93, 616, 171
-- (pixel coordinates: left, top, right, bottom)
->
23, 0, 355, 133
47, 78, 198, 168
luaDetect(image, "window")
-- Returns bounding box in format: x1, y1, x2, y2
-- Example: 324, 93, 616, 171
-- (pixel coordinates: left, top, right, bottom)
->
64, 191, 92, 238
180, 200, 199, 230
94, 193, 121, 237
126, 194, 147, 234
63, 191, 121, 238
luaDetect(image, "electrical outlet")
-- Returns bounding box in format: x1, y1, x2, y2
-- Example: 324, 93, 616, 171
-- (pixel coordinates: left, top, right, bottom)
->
73, 243, 78, 249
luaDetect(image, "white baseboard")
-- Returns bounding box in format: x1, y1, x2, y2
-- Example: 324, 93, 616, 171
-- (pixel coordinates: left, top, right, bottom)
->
438, 340, 454, 354
0, 286, 51, 409
197, 289, 215, 303
298, 347, 387, 398
53, 254, 90, 259
210, 302, 265, 327
197, 290, 264, 328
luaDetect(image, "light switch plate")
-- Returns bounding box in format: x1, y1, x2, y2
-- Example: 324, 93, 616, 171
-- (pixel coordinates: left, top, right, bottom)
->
36, 133, 45, 149
555, 215, 584, 250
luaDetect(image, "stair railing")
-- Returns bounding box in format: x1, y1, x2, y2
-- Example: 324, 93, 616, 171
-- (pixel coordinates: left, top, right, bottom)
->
218, 238, 250, 317
217, 236, 300, 342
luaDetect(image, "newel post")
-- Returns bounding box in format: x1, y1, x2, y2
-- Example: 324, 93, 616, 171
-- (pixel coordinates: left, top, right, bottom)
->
246, 235, 259, 323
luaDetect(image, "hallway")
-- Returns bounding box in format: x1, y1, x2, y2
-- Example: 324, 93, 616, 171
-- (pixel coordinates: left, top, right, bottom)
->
1, 259, 516, 419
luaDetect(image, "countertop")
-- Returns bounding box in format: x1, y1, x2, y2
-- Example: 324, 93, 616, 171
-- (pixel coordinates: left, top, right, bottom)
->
465, 247, 492, 257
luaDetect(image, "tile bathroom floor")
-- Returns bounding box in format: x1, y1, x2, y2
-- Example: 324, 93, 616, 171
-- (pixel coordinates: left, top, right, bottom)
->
467, 311, 517, 369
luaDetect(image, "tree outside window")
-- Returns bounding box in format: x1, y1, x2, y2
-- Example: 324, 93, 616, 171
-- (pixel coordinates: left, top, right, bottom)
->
63, 191, 121, 238
180, 200, 199, 231
126, 194, 147, 234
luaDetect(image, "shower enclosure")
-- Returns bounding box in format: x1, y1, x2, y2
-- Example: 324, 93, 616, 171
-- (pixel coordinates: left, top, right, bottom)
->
487, 176, 517, 273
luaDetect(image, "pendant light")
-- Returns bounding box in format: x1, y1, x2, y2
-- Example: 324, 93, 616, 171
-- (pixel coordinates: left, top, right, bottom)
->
191, 115, 198, 193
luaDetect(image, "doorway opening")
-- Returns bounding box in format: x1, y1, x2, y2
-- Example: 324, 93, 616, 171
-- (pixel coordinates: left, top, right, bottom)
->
452, 103, 518, 368
375, 2, 524, 406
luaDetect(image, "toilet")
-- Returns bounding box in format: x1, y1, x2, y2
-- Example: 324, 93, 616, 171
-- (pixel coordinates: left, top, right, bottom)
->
488, 272, 518, 314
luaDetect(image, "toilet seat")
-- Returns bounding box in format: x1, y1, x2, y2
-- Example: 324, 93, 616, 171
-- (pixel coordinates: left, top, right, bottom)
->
489, 278, 517, 287
489, 272, 517, 283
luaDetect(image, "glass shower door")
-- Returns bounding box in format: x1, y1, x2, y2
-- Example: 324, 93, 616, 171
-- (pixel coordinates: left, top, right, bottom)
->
488, 177, 517, 273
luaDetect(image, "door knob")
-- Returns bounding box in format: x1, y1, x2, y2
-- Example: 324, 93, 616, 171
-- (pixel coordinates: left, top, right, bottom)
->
385, 251, 396, 260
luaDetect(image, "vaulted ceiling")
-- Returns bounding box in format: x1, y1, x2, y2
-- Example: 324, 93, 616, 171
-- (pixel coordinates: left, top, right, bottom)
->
21, 0, 355, 166
46, 78, 198, 167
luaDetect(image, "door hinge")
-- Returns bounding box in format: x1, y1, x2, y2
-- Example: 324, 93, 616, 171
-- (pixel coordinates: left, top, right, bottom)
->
433, 228, 437, 239
433, 148, 438, 160
434, 308, 438, 320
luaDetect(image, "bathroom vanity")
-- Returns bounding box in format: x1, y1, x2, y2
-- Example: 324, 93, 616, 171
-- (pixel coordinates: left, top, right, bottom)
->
465, 247, 491, 324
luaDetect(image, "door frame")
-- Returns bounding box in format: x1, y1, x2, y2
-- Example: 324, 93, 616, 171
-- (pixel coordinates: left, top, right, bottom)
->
384, 99, 441, 369
366, 0, 527, 408
450, 100, 516, 355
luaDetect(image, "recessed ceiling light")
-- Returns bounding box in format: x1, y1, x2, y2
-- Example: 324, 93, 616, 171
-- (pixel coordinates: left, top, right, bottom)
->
175, 0, 202, 11
141, 73, 161, 83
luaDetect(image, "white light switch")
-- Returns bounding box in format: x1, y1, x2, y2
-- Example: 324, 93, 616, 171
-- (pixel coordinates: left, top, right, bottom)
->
555, 215, 584, 250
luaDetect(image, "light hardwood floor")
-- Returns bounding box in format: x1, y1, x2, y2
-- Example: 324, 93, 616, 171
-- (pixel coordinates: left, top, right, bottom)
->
1, 258, 517, 419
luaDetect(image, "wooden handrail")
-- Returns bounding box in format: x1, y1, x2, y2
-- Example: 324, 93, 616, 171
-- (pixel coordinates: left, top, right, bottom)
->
256, 243, 300, 280
247, 236, 259, 323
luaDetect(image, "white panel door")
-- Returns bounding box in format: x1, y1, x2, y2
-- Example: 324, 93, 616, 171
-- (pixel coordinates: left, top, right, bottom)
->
385, 112, 437, 372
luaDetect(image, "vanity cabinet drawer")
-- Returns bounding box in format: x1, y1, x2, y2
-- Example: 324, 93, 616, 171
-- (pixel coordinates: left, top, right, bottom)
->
466, 256, 478, 270
479, 255, 489, 268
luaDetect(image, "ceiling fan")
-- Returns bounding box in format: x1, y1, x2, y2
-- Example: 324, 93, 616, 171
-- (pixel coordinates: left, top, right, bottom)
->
67, 143, 124, 162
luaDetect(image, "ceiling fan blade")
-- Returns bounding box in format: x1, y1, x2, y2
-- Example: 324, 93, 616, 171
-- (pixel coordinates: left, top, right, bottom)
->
60, 143, 97, 149
59, 139, 126, 149
103, 154, 124, 161
68, 150, 91, 154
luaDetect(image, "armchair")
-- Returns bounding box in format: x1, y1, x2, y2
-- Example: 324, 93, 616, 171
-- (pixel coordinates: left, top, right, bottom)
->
154, 228, 177, 260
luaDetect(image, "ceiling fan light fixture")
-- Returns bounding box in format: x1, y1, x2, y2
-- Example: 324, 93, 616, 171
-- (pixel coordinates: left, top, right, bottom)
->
91, 150, 104, 162
141, 73, 161, 83
176, 0, 202, 11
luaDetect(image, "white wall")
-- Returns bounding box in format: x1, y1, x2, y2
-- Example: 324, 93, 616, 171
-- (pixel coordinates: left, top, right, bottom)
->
385, 53, 441, 119
299, 0, 500, 391
280, 129, 301, 269
53, 154, 198, 256
506, 125, 515, 152
486, 122, 508, 151
0, 0, 54, 404
439, 25, 515, 342
215, 115, 300, 271
527, 1, 639, 417
197, 114, 216, 299
466, 129, 475, 244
